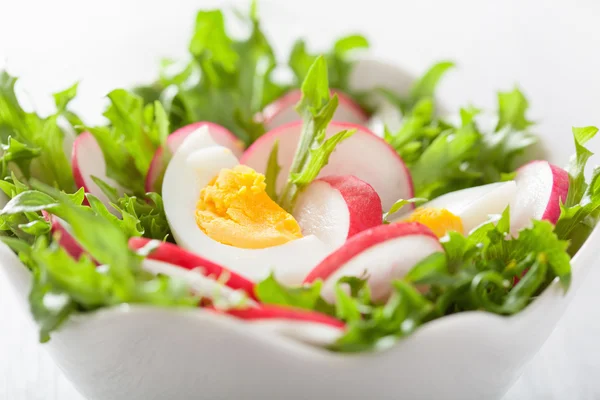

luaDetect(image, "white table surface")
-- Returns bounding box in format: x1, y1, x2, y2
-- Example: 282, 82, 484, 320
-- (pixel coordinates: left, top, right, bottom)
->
1, 0, 600, 399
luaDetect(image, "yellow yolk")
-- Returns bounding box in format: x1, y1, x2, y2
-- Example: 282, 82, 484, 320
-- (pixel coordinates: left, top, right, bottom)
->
404, 207, 464, 238
195, 165, 302, 249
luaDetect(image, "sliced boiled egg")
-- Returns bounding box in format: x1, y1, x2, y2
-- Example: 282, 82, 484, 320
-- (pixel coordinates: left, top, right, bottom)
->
395, 181, 518, 236
162, 126, 333, 285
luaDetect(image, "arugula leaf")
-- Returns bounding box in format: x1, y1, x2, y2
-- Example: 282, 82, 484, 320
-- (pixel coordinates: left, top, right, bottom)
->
496, 88, 534, 131
278, 56, 355, 211
289, 34, 369, 99
409, 61, 454, 108
382, 197, 428, 223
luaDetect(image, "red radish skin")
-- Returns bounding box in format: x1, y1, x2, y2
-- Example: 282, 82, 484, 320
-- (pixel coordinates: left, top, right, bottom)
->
304, 222, 442, 302
511, 161, 570, 234
71, 132, 93, 204
320, 175, 383, 238
145, 122, 243, 192
43, 211, 89, 261
294, 175, 383, 247
51, 217, 87, 261
241, 121, 414, 211
211, 304, 345, 329
540, 163, 569, 223
304, 222, 437, 284
129, 238, 257, 300
72, 132, 125, 208
260, 89, 368, 130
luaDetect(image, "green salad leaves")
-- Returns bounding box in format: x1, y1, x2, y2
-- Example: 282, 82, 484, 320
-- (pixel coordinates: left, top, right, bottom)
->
1, 182, 196, 342
384, 63, 537, 199
1, 72, 79, 192
0, 2, 598, 352
86, 90, 169, 195
134, 1, 368, 147
258, 207, 572, 352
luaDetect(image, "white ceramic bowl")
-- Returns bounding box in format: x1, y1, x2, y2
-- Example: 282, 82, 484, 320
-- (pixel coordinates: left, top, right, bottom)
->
1, 58, 599, 400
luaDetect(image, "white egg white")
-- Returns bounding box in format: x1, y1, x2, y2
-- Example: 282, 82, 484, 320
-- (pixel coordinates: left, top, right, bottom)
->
162, 126, 333, 285
396, 181, 517, 233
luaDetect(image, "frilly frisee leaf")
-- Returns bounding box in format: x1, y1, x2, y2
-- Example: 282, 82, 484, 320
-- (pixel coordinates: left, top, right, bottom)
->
409, 61, 455, 106
255, 273, 333, 315
495, 87, 534, 131
0, 71, 78, 191
86, 90, 168, 195
289, 33, 369, 98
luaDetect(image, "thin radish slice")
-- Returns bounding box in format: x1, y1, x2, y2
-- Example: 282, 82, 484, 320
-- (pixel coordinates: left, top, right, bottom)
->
72, 132, 125, 206
293, 175, 382, 248
129, 238, 258, 301
212, 304, 345, 346
510, 161, 569, 234
49, 216, 88, 261
241, 121, 413, 211
304, 222, 442, 303
145, 122, 244, 192
142, 259, 256, 308
260, 89, 368, 131
42, 210, 90, 262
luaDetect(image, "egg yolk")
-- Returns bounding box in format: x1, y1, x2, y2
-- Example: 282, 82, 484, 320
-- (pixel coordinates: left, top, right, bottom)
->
403, 207, 464, 238
195, 165, 303, 249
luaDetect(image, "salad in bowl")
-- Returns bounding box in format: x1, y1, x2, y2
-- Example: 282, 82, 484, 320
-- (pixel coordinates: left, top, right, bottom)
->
1, 3, 599, 399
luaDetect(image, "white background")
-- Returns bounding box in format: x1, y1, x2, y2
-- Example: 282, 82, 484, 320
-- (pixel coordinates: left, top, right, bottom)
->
1, 0, 600, 399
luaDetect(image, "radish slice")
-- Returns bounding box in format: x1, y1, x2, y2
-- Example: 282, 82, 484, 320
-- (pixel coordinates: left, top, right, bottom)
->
510, 160, 569, 233
241, 121, 413, 211
145, 122, 244, 193
129, 238, 258, 301
304, 222, 442, 302
72, 132, 125, 206
293, 175, 383, 248
142, 259, 256, 308
213, 304, 345, 346
260, 89, 368, 131
49, 216, 88, 261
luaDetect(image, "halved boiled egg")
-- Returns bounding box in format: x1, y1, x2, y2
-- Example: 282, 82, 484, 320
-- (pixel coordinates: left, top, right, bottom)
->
395, 181, 518, 237
162, 126, 333, 285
